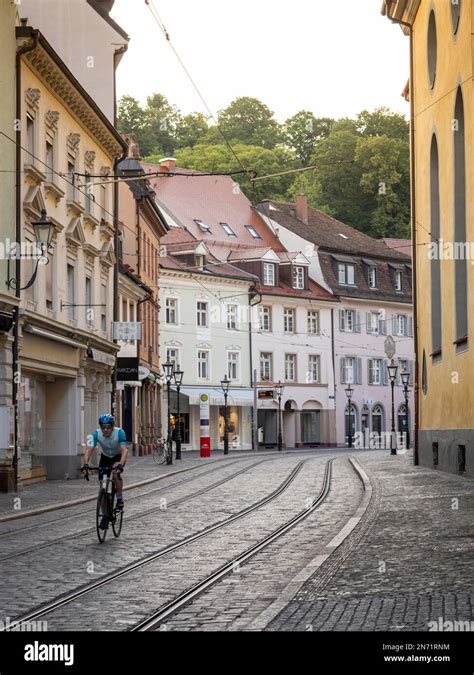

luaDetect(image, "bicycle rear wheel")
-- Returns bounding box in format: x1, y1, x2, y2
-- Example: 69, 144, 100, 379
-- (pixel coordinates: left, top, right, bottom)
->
111, 487, 123, 538
152, 443, 165, 465
96, 488, 107, 543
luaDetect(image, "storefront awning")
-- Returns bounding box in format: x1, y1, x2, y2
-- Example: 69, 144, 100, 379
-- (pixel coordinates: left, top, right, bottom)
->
171, 387, 255, 407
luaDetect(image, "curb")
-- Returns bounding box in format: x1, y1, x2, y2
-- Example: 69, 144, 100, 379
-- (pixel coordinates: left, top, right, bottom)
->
246, 456, 372, 631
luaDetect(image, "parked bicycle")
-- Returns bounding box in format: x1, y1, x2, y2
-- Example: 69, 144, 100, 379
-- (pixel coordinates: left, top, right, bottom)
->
152, 437, 173, 466
82, 466, 123, 543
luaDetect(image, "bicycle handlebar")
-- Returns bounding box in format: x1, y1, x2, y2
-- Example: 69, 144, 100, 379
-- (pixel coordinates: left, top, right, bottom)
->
81, 466, 100, 481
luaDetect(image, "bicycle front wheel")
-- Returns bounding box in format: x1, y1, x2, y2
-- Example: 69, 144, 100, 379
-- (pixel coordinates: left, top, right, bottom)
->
153, 444, 165, 465
111, 489, 123, 538
96, 488, 107, 543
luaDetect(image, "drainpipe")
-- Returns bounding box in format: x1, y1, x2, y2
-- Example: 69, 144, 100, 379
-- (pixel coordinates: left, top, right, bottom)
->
248, 284, 262, 450
385, 1, 418, 464
12, 26, 39, 491
331, 307, 336, 447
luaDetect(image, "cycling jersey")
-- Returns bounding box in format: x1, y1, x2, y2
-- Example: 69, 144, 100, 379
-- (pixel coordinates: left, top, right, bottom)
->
92, 428, 128, 458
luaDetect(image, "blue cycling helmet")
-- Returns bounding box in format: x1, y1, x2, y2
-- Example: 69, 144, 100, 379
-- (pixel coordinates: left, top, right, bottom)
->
98, 414, 114, 425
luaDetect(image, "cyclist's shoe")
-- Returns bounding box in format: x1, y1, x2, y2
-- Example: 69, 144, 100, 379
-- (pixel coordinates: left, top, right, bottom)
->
116, 497, 124, 510
99, 515, 108, 530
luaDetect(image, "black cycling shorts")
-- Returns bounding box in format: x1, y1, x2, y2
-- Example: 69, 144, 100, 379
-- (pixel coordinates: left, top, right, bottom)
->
99, 453, 122, 479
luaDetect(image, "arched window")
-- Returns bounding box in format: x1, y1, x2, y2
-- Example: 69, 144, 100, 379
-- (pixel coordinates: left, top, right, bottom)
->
451, 0, 462, 35
372, 404, 385, 435
430, 135, 442, 357
345, 403, 357, 442
427, 10, 437, 89
454, 87, 468, 347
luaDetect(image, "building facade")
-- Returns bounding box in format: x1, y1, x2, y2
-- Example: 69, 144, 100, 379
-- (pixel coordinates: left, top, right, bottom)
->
383, 0, 474, 475
258, 198, 415, 448
15, 26, 126, 481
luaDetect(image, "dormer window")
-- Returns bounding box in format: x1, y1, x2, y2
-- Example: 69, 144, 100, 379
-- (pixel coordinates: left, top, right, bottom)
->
395, 270, 403, 291
220, 222, 236, 236
292, 266, 305, 290
195, 254, 205, 270
368, 267, 377, 289
263, 262, 275, 286
338, 263, 355, 285
246, 225, 261, 240
194, 219, 211, 233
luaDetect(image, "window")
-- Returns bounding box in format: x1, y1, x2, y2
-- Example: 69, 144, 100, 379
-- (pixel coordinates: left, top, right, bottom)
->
345, 357, 355, 384
307, 310, 319, 335
454, 88, 468, 345
292, 266, 305, 290
368, 267, 377, 289
220, 222, 236, 236
284, 308, 295, 334
398, 359, 408, 385
45, 253, 53, 311
101, 282, 107, 332
166, 348, 179, 370
430, 135, 442, 356
166, 298, 178, 324
259, 306, 271, 332
394, 271, 403, 291
245, 225, 261, 239
26, 115, 34, 159
195, 254, 205, 270
368, 312, 380, 335
198, 351, 209, 379
260, 353, 272, 381
197, 301, 209, 327
369, 359, 382, 385
85, 276, 93, 326
67, 264, 75, 321
67, 159, 76, 201
194, 219, 211, 233
427, 10, 437, 89
340, 309, 356, 332
45, 140, 54, 181
285, 354, 296, 382
228, 352, 239, 380
263, 263, 275, 286
85, 173, 93, 215
338, 263, 355, 285
100, 185, 106, 221
308, 355, 320, 383
227, 304, 238, 330
451, 0, 462, 35
397, 315, 406, 336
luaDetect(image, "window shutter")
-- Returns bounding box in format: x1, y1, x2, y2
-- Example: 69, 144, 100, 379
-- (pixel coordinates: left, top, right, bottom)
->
355, 312, 361, 333
356, 357, 363, 384
408, 316, 413, 337
368, 359, 373, 385
339, 309, 345, 331
408, 360, 414, 386
340, 358, 346, 384
382, 359, 389, 385
366, 313, 371, 334
392, 315, 396, 335
380, 316, 387, 335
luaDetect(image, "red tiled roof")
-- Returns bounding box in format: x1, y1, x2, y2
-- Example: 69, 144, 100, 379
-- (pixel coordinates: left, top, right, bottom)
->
260, 277, 334, 302
381, 238, 412, 257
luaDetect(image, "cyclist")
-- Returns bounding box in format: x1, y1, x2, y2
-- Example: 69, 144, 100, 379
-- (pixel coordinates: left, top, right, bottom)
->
81, 414, 128, 529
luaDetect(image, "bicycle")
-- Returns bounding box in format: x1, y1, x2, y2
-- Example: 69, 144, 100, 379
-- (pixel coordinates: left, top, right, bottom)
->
82, 466, 123, 543
152, 437, 173, 466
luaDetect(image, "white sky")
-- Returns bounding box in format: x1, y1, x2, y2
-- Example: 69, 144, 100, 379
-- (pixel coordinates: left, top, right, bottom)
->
112, 0, 410, 123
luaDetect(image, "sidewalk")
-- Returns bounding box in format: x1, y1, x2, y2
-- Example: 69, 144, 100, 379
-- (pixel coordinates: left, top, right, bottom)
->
266, 451, 474, 631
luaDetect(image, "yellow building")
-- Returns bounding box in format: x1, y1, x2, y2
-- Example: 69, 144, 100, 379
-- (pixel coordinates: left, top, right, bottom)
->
383, 0, 473, 475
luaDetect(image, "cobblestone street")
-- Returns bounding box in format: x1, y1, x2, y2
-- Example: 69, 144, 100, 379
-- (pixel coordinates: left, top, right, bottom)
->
0, 448, 472, 636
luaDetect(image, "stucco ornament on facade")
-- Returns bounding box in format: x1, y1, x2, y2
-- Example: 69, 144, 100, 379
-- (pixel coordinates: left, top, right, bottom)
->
45, 109, 59, 131
25, 87, 41, 110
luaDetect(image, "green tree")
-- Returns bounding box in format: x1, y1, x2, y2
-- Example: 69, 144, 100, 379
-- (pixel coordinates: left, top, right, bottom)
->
175, 112, 210, 149
144, 93, 182, 156
175, 143, 298, 201
215, 97, 282, 149
284, 111, 333, 164
356, 107, 409, 141
117, 95, 144, 135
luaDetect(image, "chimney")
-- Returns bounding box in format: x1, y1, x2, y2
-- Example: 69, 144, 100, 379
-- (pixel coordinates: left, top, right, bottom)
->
122, 133, 140, 159
159, 157, 177, 174
296, 194, 308, 224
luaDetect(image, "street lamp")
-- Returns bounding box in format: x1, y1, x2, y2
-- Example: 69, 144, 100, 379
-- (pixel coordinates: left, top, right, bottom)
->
276, 381, 285, 451
7, 209, 55, 290
401, 370, 411, 450
221, 375, 231, 455
162, 360, 174, 465
388, 360, 399, 456
173, 365, 184, 460
345, 385, 354, 449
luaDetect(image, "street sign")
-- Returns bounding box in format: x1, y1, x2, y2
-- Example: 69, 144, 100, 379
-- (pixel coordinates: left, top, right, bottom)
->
258, 390, 274, 399
113, 321, 141, 341
199, 393, 211, 457
116, 357, 139, 381
384, 336, 396, 360
138, 366, 150, 380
